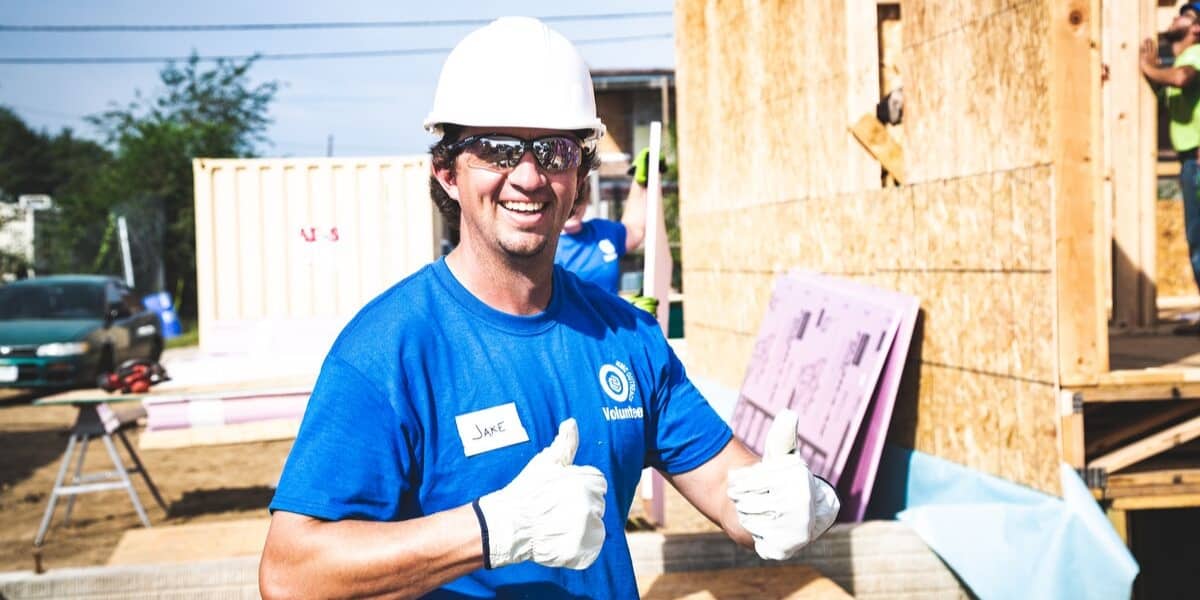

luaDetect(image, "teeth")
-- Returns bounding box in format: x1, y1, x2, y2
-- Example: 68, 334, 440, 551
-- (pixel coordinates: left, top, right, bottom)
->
502, 201, 543, 213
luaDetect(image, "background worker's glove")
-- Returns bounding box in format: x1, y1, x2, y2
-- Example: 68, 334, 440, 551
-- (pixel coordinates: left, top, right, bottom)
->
626, 294, 658, 315
628, 146, 668, 186
474, 419, 608, 570
727, 409, 840, 560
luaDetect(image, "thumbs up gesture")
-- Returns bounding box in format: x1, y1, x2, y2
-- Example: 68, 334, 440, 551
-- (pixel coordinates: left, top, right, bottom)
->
474, 419, 608, 570
727, 409, 840, 560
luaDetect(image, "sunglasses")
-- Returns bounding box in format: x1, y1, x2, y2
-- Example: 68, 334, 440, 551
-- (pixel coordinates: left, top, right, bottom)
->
448, 134, 584, 173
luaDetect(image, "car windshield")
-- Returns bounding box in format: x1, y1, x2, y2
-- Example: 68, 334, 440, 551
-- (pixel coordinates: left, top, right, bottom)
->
0, 282, 105, 320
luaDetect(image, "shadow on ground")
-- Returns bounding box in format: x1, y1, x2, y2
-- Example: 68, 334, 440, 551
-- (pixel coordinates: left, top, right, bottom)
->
0, 388, 57, 407
167, 485, 275, 518
0, 429, 69, 490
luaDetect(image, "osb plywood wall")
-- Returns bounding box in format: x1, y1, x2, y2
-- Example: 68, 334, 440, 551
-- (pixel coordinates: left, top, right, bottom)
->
676, 0, 1061, 492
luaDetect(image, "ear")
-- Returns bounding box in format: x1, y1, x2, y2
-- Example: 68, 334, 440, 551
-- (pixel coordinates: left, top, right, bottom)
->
572, 176, 589, 212
432, 159, 460, 201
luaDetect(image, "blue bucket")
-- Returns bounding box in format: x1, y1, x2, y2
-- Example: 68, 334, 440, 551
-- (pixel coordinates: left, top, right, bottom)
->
142, 291, 182, 339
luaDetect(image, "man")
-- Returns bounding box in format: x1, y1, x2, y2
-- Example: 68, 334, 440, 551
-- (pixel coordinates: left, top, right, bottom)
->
555, 148, 661, 293
1143, 4, 1200, 333
259, 17, 838, 599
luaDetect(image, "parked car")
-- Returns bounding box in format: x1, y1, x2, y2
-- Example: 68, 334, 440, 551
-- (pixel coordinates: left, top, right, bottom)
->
0, 275, 164, 389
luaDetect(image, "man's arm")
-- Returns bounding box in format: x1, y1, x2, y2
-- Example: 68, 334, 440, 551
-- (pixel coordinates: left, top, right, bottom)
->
621, 182, 647, 253
664, 437, 759, 548
665, 410, 840, 560
260, 506, 483, 600
1141, 38, 1198, 88
261, 418, 606, 599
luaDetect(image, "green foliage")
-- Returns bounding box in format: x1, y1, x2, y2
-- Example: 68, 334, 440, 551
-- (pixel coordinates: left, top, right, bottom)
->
78, 54, 278, 316
166, 317, 199, 350
0, 106, 112, 278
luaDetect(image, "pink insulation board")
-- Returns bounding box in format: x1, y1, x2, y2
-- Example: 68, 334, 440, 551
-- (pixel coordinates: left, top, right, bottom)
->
143, 388, 310, 431
731, 271, 918, 522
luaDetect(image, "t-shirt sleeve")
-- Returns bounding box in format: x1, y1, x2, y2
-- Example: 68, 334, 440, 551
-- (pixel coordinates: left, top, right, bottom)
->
645, 339, 734, 475
613, 222, 628, 258
1178, 45, 1200, 71
269, 353, 414, 521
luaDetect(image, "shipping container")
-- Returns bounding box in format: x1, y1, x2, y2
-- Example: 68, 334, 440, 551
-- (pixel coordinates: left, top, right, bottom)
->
192, 156, 442, 357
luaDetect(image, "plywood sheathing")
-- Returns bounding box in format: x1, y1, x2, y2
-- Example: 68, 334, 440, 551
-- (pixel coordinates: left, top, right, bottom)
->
902, 0, 1051, 184
676, 0, 1066, 492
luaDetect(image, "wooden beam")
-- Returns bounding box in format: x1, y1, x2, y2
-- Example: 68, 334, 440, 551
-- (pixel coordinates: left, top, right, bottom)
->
638, 565, 853, 599
1086, 402, 1200, 456
1089, 413, 1200, 473
1139, 0, 1159, 328
1104, 468, 1200, 498
1108, 468, 1200, 488
1051, 0, 1107, 385
1068, 367, 1200, 401
1106, 506, 1129, 546
1059, 390, 1086, 469
1158, 161, 1181, 177
138, 417, 300, 450
1111, 493, 1200, 510
849, 114, 906, 184
1107, 0, 1159, 330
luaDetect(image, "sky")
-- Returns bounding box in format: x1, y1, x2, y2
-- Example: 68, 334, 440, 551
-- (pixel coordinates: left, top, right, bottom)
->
0, 1, 675, 157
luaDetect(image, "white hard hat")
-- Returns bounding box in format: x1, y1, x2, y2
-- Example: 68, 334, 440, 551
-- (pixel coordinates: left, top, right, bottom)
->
424, 17, 605, 143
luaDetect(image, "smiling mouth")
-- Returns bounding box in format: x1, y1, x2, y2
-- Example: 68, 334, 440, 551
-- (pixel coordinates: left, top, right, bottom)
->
500, 200, 548, 214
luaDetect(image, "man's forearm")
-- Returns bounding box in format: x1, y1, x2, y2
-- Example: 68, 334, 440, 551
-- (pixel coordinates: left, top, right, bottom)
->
621, 183, 648, 252
260, 504, 484, 600
1142, 63, 1195, 88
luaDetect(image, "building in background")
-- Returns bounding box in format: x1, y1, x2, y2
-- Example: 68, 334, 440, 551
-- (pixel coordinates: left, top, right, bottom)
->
0, 195, 52, 281
591, 68, 676, 221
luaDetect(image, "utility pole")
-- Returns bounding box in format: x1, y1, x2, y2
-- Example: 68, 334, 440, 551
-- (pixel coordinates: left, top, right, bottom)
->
326, 134, 334, 157
117, 215, 134, 287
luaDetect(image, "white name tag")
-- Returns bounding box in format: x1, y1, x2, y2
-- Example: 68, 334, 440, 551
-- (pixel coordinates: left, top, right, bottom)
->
455, 403, 529, 457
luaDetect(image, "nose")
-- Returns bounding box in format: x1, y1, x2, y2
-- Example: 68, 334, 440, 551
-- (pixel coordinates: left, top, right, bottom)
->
506, 151, 546, 192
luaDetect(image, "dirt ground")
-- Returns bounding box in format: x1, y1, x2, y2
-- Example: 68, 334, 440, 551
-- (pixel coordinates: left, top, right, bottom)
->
0, 388, 292, 573
0, 388, 717, 574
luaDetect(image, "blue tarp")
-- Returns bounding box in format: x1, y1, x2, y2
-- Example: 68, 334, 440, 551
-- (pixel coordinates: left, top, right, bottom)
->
869, 445, 1138, 600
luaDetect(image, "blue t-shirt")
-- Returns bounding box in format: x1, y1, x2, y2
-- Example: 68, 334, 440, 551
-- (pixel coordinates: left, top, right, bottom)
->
555, 219, 627, 294
270, 258, 732, 599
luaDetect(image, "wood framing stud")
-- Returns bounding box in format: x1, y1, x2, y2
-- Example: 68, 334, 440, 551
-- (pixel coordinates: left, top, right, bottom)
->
1112, 494, 1200, 510
1085, 401, 1200, 456
1089, 413, 1200, 473
1105, 506, 1129, 546
1051, 0, 1107, 386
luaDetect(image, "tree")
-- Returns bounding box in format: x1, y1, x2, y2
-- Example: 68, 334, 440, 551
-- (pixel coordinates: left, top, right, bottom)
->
83, 54, 278, 317
0, 106, 112, 279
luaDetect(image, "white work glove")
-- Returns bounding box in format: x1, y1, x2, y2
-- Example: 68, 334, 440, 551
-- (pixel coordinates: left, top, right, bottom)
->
474, 419, 608, 570
727, 409, 840, 560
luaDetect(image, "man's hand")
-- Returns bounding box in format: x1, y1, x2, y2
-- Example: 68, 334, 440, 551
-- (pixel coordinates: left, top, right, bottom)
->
475, 419, 607, 570
727, 409, 840, 560
1141, 38, 1160, 72
629, 147, 668, 186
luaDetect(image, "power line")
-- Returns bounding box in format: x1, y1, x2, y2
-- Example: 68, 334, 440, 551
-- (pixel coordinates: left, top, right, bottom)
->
0, 11, 672, 33
0, 32, 672, 65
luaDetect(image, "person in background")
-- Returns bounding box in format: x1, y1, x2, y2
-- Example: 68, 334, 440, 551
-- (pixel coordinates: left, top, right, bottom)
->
1143, 3, 1200, 334
259, 16, 839, 599
555, 148, 664, 293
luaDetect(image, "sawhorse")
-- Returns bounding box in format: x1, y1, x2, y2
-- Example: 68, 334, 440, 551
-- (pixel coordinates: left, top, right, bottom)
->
34, 402, 167, 547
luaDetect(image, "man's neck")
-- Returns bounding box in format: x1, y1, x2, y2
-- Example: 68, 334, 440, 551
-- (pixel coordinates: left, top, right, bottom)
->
444, 244, 555, 316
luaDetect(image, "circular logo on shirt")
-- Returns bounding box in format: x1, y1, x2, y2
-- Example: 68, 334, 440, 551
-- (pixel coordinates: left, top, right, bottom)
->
598, 361, 635, 403
598, 239, 619, 263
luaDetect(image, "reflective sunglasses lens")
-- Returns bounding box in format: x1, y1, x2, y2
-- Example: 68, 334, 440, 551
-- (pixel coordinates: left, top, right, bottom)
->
469, 137, 526, 170
532, 137, 581, 172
